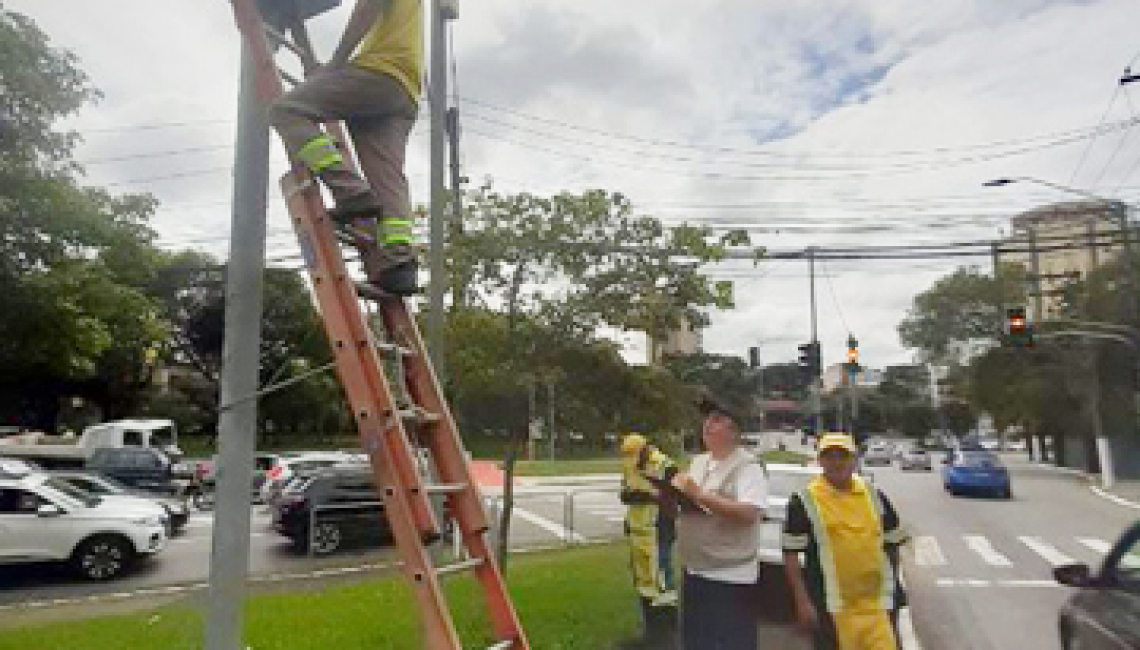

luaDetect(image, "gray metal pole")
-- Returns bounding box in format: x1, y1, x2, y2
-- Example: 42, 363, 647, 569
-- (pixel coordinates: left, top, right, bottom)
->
427, 0, 448, 384
1028, 227, 1043, 323
446, 106, 465, 312
808, 248, 822, 434
205, 40, 267, 650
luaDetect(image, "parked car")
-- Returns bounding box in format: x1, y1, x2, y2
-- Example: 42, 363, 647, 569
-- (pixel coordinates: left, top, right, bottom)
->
0, 460, 168, 580
754, 463, 821, 622
899, 448, 933, 471
86, 446, 177, 494
49, 470, 189, 534
1055, 520, 1140, 649
271, 464, 392, 554
943, 450, 1011, 498
862, 445, 894, 467
259, 452, 359, 507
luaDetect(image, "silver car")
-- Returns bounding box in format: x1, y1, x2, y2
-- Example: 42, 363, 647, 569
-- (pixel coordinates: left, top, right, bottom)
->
899, 448, 932, 471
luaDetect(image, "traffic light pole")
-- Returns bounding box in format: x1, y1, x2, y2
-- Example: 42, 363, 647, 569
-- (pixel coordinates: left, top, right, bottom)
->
808, 247, 822, 434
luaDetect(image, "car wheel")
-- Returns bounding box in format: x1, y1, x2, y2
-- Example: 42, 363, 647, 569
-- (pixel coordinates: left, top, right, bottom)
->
72, 535, 135, 580
310, 521, 343, 555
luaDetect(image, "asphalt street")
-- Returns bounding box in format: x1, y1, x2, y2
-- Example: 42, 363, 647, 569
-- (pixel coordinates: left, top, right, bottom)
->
0, 484, 625, 609
872, 452, 1139, 650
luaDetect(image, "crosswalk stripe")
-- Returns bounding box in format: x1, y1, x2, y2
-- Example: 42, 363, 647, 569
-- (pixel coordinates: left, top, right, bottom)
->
964, 535, 1012, 566
1019, 536, 1075, 566
913, 536, 947, 566
1078, 538, 1112, 555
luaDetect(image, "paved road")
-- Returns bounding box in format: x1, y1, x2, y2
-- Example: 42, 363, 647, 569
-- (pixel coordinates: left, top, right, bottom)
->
871, 452, 1138, 650
0, 484, 625, 609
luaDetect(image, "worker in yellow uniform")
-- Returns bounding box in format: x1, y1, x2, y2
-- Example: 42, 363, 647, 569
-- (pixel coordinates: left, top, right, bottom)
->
782, 433, 909, 650
268, 0, 421, 296
620, 433, 678, 645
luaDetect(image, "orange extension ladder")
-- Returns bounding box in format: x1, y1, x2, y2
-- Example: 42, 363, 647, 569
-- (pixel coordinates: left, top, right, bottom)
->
226, 2, 529, 647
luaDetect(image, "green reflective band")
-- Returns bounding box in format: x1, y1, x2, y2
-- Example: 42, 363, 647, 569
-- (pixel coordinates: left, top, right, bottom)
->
382, 217, 415, 244
297, 135, 343, 173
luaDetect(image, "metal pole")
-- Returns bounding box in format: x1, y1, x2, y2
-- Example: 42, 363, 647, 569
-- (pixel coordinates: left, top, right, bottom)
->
1084, 354, 1115, 488
547, 380, 555, 461
808, 248, 822, 434
205, 40, 267, 650
992, 242, 1005, 332
427, 0, 448, 384
446, 107, 465, 312
1028, 226, 1043, 323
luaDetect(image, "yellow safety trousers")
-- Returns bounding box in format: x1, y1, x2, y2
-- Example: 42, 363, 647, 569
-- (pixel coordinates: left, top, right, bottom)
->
626, 503, 659, 599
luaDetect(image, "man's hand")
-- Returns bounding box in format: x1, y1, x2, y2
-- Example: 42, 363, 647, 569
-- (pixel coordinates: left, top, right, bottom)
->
793, 597, 819, 637
671, 472, 701, 499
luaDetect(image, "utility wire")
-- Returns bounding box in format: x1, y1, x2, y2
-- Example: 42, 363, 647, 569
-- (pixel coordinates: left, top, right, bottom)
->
1069, 85, 1122, 185
820, 258, 851, 335
1091, 87, 1139, 190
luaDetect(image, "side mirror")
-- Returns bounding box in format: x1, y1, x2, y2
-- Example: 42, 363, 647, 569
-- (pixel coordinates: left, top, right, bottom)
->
1054, 563, 1093, 587
36, 504, 64, 517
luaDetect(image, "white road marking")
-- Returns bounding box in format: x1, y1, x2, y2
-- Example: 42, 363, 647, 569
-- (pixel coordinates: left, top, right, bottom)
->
606, 516, 625, 523
1078, 538, 1112, 555
1002, 579, 1060, 587
1019, 536, 1075, 566
964, 535, 1012, 566
913, 536, 947, 566
513, 507, 587, 543
897, 607, 923, 650
936, 578, 990, 587
1090, 485, 1140, 509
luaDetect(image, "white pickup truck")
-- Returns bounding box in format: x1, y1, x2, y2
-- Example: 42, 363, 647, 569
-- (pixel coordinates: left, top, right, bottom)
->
0, 419, 182, 469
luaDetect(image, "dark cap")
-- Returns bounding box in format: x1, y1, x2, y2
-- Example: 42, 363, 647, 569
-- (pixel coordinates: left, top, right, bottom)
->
695, 390, 745, 424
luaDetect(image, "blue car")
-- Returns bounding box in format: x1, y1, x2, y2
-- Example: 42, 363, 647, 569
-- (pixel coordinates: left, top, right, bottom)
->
943, 451, 1012, 498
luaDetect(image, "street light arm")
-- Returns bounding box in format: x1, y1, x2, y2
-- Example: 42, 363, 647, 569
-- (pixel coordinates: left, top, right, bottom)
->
1038, 330, 1139, 351
984, 176, 1135, 211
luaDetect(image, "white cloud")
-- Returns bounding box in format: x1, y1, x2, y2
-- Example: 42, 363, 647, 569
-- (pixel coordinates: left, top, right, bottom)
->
8, 0, 1140, 369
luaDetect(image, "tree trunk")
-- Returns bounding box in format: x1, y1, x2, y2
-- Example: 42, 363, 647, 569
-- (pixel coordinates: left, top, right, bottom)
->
497, 429, 524, 571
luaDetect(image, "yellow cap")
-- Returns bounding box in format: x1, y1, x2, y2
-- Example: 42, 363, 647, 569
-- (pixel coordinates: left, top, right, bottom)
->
621, 433, 648, 455
818, 433, 857, 455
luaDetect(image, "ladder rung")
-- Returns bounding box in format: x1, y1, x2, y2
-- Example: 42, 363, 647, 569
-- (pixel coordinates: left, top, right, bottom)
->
375, 341, 416, 357
436, 557, 485, 576
424, 483, 467, 494
401, 407, 441, 424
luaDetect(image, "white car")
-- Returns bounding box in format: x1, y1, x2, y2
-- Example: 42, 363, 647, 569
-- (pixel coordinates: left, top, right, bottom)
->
0, 460, 168, 580
756, 464, 822, 565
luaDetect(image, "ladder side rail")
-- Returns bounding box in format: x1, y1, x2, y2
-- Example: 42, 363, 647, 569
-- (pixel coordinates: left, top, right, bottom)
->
283, 174, 461, 649
283, 173, 441, 538
383, 304, 530, 646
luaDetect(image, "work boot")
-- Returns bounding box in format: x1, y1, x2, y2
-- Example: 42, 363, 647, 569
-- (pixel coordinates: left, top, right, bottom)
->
358, 243, 419, 298
627, 597, 677, 649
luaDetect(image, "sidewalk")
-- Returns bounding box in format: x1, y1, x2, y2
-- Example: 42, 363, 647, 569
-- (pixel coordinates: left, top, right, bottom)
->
1026, 456, 1140, 509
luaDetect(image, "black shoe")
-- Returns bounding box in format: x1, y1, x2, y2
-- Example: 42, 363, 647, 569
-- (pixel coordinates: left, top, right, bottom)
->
359, 259, 418, 298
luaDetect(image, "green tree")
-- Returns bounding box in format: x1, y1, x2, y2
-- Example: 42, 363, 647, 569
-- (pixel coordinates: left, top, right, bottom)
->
0, 6, 166, 426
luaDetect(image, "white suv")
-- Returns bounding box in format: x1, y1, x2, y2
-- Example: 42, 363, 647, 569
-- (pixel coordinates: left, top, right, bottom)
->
0, 461, 168, 580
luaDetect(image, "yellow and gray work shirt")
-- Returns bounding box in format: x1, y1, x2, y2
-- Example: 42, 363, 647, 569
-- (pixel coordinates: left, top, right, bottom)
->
781, 475, 908, 614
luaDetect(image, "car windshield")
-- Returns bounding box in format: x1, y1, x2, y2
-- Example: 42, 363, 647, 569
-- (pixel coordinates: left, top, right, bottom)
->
959, 453, 1002, 467
41, 477, 100, 508
149, 425, 175, 449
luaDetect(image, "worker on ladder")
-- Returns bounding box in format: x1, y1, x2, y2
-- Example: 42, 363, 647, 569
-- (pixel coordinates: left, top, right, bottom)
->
620, 433, 679, 646
267, 0, 421, 296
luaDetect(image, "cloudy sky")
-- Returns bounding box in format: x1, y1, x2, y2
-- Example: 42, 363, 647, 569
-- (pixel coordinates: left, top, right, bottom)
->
8, 0, 1140, 369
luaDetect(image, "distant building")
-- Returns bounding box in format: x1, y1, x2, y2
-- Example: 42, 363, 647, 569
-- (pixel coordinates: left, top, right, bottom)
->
1005, 200, 1126, 322
648, 319, 701, 364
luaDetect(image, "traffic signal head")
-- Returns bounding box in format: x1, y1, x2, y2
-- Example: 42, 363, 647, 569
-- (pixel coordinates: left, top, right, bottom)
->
1004, 306, 1034, 348
798, 341, 821, 379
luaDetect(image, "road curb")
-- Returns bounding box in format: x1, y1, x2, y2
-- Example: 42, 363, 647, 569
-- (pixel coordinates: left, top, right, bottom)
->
1090, 484, 1140, 510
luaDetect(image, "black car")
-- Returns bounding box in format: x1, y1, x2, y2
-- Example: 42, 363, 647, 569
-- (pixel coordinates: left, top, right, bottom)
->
87, 447, 177, 494
271, 464, 392, 554
1055, 521, 1140, 649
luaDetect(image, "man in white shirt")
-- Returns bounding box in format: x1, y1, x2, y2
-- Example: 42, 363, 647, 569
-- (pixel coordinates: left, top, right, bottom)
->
673, 395, 768, 650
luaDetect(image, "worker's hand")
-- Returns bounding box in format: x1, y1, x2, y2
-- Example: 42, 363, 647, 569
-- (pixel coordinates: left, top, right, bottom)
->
671, 472, 700, 498
793, 598, 819, 637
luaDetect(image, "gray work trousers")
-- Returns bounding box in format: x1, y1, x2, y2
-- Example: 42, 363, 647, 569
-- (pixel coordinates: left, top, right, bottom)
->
269, 64, 418, 268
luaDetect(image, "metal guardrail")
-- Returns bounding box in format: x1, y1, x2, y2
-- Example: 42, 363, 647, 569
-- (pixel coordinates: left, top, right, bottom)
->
302, 483, 626, 557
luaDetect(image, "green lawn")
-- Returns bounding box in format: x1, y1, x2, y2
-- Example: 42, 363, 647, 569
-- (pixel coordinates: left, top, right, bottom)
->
0, 544, 641, 650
